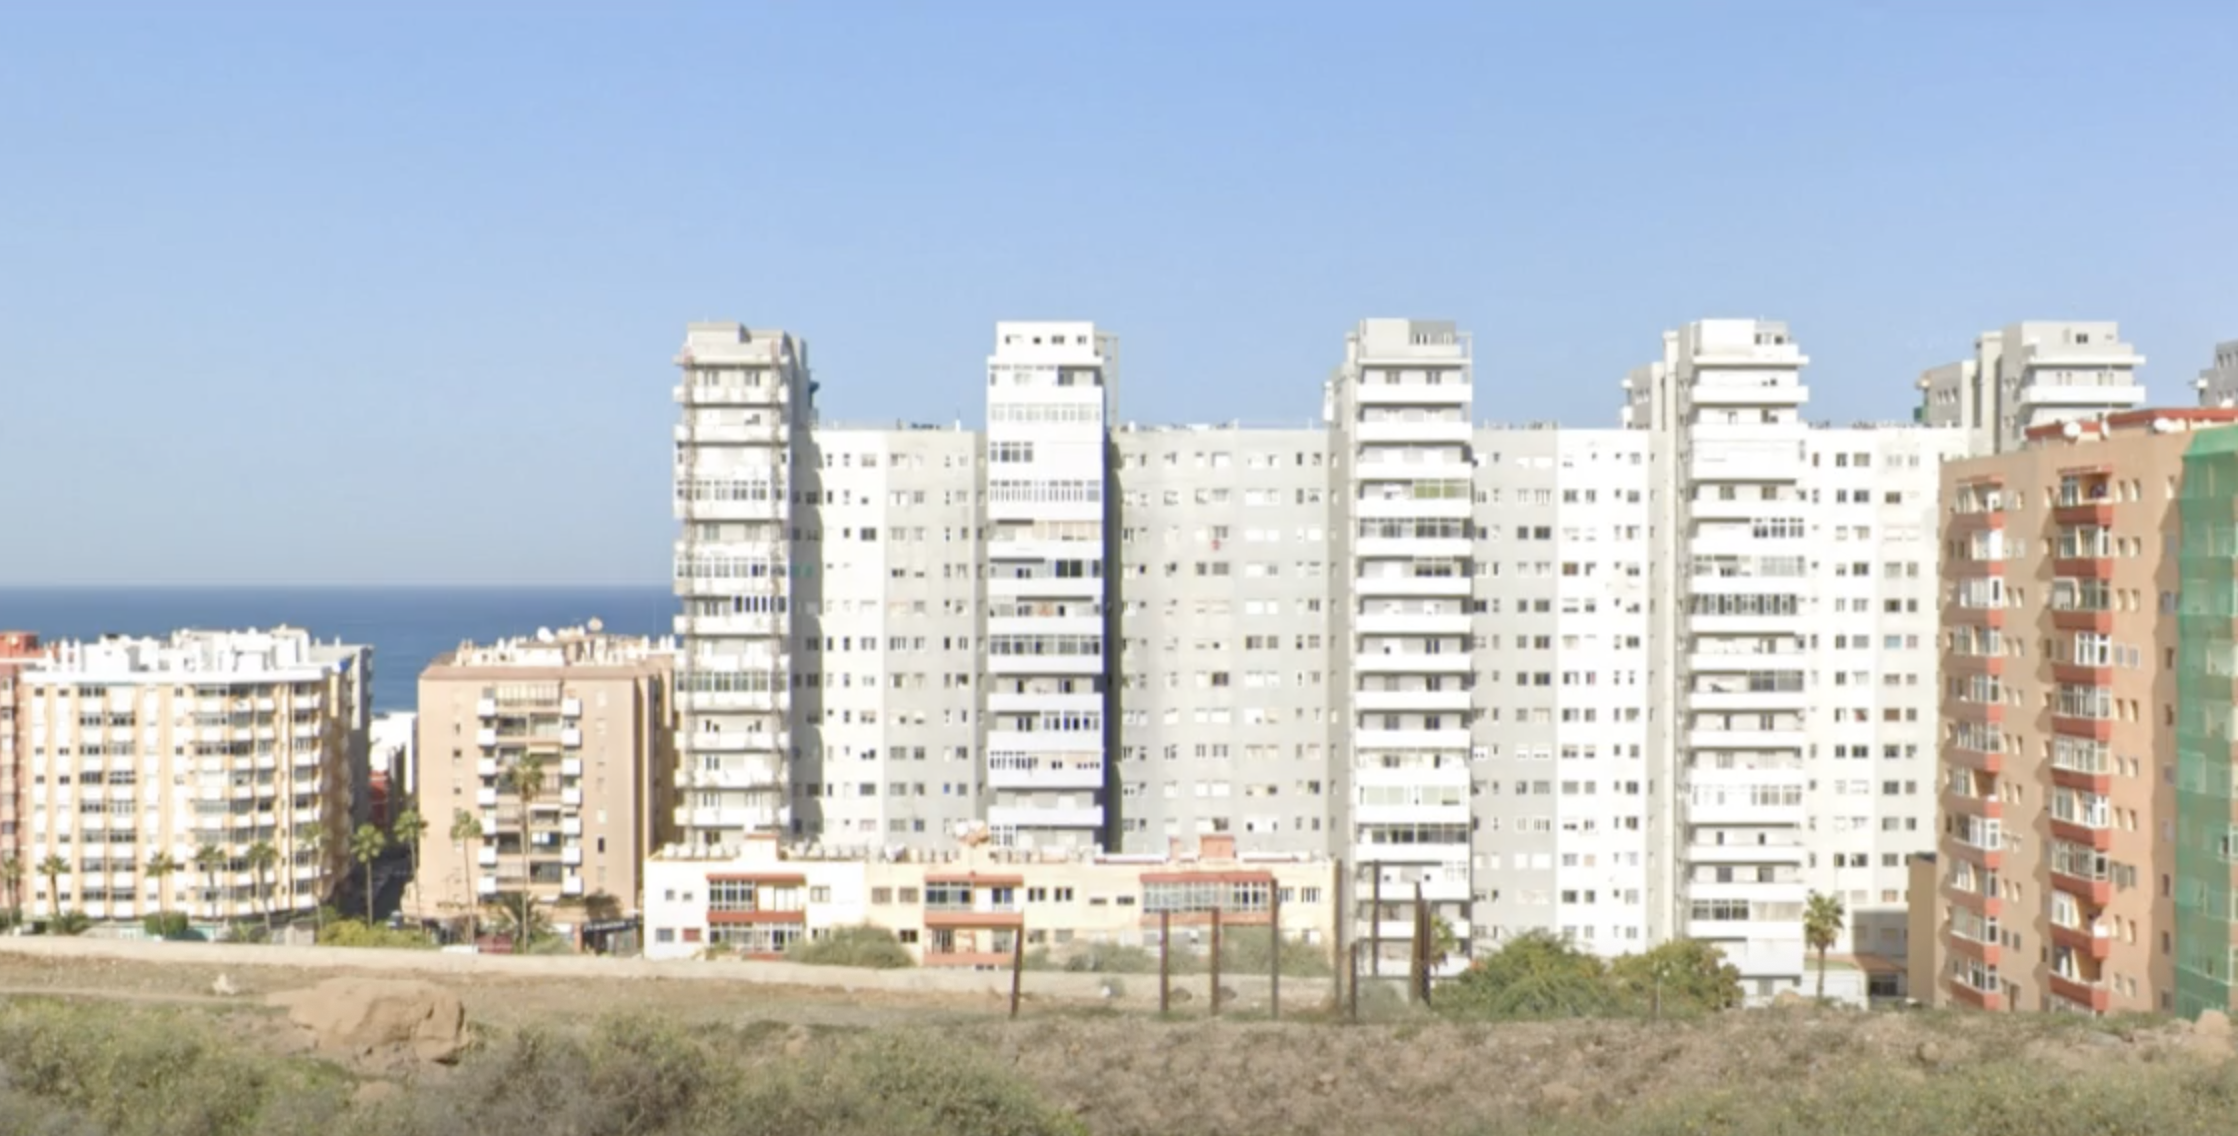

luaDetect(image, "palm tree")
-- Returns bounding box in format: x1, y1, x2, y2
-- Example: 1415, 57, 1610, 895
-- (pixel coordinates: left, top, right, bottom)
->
1804, 890, 1847, 1001
350, 824, 388, 923
35, 854, 67, 922
297, 824, 328, 934
193, 843, 226, 923
499, 754, 547, 946
449, 808, 484, 940
391, 806, 426, 905
246, 841, 279, 936
145, 851, 182, 924
0, 853, 23, 928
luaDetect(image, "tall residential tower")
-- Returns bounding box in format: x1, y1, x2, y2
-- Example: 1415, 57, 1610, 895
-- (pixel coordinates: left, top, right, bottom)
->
672, 324, 811, 848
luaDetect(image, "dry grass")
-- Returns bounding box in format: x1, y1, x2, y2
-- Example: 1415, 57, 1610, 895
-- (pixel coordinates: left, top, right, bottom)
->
4, 950, 2237, 1135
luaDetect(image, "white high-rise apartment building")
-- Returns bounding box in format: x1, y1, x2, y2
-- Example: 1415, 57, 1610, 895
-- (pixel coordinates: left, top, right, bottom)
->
791, 424, 984, 845
1915, 322, 2148, 456
672, 323, 810, 848
1626, 320, 1957, 995
2193, 340, 2238, 408
1465, 427, 1655, 955
1326, 319, 1479, 966
982, 322, 1118, 850
1109, 425, 1338, 855
664, 316, 1960, 998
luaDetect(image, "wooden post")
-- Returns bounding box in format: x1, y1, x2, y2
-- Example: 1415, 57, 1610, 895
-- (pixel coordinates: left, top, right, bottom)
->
1348, 939, 1361, 1021
1269, 883, 1283, 1021
1159, 910, 1172, 1015
1331, 856, 1347, 1017
1414, 880, 1431, 1007
1008, 926, 1024, 1020
1407, 883, 1422, 1005
1209, 901, 1224, 1017
1368, 865, 1382, 981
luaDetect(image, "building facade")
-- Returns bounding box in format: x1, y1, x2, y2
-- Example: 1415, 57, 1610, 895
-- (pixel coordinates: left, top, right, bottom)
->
1, 632, 41, 875
642, 832, 1338, 966
1626, 319, 1959, 995
672, 323, 811, 849
665, 315, 1994, 999
412, 624, 677, 923
14, 628, 369, 926
2193, 341, 2238, 409
1915, 322, 2149, 456
1926, 409, 2238, 1014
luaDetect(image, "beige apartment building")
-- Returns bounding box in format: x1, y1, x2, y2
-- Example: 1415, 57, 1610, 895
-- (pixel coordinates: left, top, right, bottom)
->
412, 624, 678, 925
14, 628, 370, 927
1, 632, 40, 874
1929, 409, 2238, 1014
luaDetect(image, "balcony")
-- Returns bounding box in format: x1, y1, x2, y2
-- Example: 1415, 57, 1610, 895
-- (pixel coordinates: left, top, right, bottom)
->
1353, 536, 1473, 561
674, 420, 786, 446
1945, 931, 2000, 967
2047, 817, 2113, 851
1686, 689, 1810, 713
1353, 651, 1473, 674
1946, 980, 2004, 1011
2048, 972, 2112, 1013
986, 804, 1103, 830
674, 611, 782, 638
1353, 610, 1473, 636
682, 731, 782, 754
1947, 700, 2005, 725
986, 760, 1105, 792
1946, 744, 2004, 775
1353, 688, 1472, 714
561, 758, 584, 777
1686, 840, 1806, 864
1354, 418, 1473, 445
1688, 651, 1808, 673
2049, 764, 2113, 795
2049, 867, 2113, 903
672, 379, 787, 407
2050, 714, 2113, 743
1684, 728, 1808, 751
2049, 922, 2114, 960
1346, 573, 1473, 597
1940, 789, 2001, 820
476, 728, 498, 748
561, 727, 583, 748
1356, 381, 1471, 407
477, 758, 499, 777
1352, 727, 1472, 751
677, 689, 784, 714
1942, 882, 2000, 918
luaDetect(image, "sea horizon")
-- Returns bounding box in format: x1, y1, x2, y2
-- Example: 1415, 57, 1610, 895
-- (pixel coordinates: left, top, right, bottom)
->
0, 584, 677, 714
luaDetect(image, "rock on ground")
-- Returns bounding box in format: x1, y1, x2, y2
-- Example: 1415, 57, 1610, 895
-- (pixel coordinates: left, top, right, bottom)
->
268, 978, 468, 1065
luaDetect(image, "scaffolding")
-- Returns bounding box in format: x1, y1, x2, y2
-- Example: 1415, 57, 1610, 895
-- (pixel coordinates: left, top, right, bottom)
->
2175, 426, 2238, 1017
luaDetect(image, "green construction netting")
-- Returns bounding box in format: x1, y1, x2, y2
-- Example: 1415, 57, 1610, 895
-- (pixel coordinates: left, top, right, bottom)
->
2176, 426, 2238, 1017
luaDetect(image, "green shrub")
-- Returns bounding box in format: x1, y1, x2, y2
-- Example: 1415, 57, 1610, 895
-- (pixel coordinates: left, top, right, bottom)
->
0, 999, 348, 1136
143, 910, 195, 940
784, 924, 914, 969
47, 909, 91, 936
317, 919, 436, 950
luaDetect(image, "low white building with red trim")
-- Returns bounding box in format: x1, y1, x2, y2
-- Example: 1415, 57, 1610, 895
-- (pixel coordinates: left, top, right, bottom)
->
641, 833, 1339, 965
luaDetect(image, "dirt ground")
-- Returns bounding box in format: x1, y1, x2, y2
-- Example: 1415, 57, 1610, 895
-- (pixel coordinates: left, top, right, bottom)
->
0, 947, 1015, 1032
2, 946, 2231, 1136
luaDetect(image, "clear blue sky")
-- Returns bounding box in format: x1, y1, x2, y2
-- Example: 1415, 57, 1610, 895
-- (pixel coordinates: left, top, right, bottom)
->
3, 1, 2232, 586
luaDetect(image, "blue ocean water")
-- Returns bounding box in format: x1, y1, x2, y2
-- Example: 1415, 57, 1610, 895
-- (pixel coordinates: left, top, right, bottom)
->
0, 587, 676, 712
